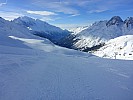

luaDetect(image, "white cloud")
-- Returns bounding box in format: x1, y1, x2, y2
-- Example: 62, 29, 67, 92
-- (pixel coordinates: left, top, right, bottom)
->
31, 1, 79, 15
54, 6, 78, 15
0, 11, 23, 20
89, 9, 108, 13
0, 2, 6, 6
69, 14, 80, 17
27, 10, 57, 16
0, 0, 7, 6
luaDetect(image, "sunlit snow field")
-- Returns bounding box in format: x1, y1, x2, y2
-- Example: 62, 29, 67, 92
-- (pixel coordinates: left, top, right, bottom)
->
0, 36, 133, 100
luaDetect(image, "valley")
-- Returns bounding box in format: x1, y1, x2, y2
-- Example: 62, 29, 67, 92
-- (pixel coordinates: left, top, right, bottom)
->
0, 15, 133, 100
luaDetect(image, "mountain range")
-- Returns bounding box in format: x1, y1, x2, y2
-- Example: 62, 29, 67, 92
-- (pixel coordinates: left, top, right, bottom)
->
1, 16, 133, 60
13, 16, 70, 44
1, 15, 133, 99
62, 16, 133, 51
11, 16, 133, 51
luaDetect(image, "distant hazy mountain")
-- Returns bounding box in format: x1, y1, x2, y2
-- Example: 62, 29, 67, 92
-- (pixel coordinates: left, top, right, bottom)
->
13, 16, 70, 44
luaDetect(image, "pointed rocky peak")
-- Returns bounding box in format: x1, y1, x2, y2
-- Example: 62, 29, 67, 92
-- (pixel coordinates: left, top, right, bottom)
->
124, 17, 133, 23
124, 17, 133, 27
106, 16, 123, 27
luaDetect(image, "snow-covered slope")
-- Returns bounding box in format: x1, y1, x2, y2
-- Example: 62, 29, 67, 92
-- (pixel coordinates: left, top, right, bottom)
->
72, 16, 133, 51
1, 16, 133, 99
68, 26, 89, 35
93, 35, 133, 60
0, 16, 84, 55
0, 35, 133, 100
13, 16, 70, 42
9, 36, 89, 57
0, 17, 36, 38
0, 17, 42, 48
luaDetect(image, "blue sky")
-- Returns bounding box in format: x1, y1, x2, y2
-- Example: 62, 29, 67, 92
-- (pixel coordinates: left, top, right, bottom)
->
0, 0, 133, 29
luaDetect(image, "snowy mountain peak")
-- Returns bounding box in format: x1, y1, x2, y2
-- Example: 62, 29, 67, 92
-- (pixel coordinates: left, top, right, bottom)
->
18, 16, 35, 21
13, 16, 70, 43
13, 16, 65, 32
124, 17, 133, 27
67, 16, 133, 51
106, 16, 123, 27
16, 16, 50, 26
14, 16, 39, 27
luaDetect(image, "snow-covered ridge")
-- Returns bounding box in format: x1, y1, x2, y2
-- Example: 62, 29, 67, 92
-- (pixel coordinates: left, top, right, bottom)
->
13, 16, 64, 33
0, 16, 71, 49
72, 16, 133, 50
13, 16, 70, 42
0, 16, 42, 48
93, 35, 133, 60
0, 17, 35, 38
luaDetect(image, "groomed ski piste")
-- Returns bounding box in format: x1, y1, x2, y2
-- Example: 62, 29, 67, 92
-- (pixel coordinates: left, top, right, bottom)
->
0, 35, 133, 100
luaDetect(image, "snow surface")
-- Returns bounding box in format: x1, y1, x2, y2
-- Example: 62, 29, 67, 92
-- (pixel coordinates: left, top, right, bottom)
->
0, 34, 133, 100
93, 35, 133, 60
9, 36, 89, 57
